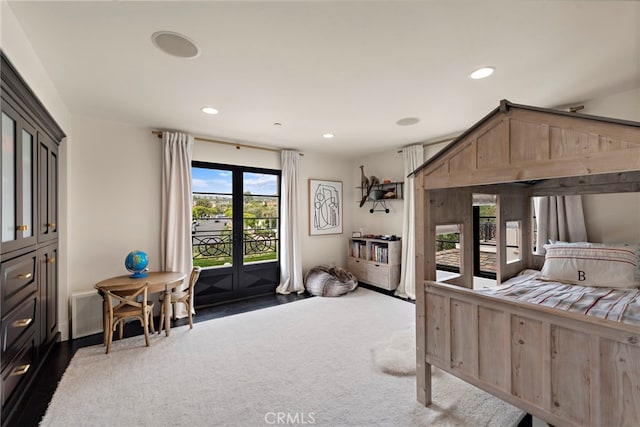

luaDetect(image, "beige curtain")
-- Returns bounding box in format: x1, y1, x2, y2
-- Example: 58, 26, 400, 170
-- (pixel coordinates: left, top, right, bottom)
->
395, 144, 424, 299
534, 195, 587, 255
161, 131, 194, 318
276, 150, 304, 294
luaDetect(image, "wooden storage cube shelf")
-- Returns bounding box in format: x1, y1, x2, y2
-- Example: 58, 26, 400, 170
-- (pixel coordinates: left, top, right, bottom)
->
347, 237, 401, 290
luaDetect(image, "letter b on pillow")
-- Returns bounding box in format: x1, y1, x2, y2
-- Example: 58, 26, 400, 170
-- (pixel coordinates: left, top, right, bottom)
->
541, 244, 640, 288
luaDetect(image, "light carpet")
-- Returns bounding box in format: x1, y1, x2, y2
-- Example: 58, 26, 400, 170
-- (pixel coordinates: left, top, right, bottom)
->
41, 288, 524, 426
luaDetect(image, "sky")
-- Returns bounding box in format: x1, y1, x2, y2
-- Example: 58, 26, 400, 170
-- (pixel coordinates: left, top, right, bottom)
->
192, 167, 278, 195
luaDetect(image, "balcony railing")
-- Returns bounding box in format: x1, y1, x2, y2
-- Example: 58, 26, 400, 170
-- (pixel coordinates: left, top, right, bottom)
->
435, 217, 497, 252
192, 218, 279, 267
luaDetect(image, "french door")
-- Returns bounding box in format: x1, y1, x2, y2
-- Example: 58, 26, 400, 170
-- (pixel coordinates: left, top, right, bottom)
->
191, 162, 280, 306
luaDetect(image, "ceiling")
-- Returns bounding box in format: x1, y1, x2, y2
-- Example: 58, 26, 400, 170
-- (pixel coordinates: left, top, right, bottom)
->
7, 1, 640, 157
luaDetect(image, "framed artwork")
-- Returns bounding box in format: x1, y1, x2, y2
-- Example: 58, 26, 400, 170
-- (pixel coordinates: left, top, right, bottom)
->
309, 179, 343, 235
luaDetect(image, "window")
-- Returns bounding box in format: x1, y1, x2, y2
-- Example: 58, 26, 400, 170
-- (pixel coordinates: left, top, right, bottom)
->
191, 163, 280, 268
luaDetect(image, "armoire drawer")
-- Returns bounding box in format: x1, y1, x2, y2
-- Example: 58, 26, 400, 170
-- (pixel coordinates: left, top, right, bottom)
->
1, 251, 37, 313
1, 332, 36, 408
1, 295, 37, 371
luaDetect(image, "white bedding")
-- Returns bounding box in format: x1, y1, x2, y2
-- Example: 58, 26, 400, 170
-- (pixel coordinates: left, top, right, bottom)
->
480, 270, 640, 326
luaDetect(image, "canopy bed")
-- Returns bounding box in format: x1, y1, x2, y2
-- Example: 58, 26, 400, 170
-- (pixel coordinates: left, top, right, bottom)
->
412, 100, 640, 427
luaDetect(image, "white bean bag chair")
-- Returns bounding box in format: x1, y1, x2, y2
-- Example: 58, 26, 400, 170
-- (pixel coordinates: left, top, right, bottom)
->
304, 266, 358, 297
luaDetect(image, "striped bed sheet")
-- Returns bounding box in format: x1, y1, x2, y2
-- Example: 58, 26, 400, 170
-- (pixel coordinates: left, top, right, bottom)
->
480, 270, 640, 326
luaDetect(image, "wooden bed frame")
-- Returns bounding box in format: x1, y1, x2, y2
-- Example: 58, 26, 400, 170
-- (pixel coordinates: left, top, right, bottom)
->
412, 100, 640, 427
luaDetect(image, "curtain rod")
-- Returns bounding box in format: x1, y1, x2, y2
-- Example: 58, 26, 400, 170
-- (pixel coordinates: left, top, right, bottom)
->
152, 130, 303, 156
397, 136, 458, 153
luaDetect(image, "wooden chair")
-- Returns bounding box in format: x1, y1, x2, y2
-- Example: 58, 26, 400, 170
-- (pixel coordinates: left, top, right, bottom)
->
159, 267, 201, 330
104, 282, 155, 354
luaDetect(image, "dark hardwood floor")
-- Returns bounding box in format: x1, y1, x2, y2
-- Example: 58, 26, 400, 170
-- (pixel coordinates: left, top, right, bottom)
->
7, 291, 311, 427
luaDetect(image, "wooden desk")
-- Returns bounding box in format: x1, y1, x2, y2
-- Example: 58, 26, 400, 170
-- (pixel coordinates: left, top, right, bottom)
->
95, 271, 186, 341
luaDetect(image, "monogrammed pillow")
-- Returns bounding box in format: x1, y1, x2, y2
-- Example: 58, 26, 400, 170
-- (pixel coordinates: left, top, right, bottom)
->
541, 243, 640, 288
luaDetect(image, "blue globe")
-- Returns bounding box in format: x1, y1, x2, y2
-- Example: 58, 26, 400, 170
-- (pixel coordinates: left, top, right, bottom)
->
125, 250, 149, 278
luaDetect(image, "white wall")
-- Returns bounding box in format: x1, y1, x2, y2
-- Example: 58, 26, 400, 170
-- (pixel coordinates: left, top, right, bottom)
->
67, 117, 161, 296
581, 87, 640, 243
194, 141, 279, 170
582, 193, 640, 243
582, 87, 640, 122
297, 152, 353, 270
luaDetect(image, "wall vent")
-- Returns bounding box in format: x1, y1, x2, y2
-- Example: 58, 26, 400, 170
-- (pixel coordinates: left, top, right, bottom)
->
71, 290, 103, 339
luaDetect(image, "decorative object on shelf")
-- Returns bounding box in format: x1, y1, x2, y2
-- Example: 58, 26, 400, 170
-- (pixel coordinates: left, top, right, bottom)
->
359, 165, 370, 191
125, 250, 149, 278
357, 174, 404, 213
368, 182, 404, 213
352, 231, 362, 238
377, 235, 400, 241
359, 165, 380, 207
309, 179, 343, 235
361, 176, 379, 207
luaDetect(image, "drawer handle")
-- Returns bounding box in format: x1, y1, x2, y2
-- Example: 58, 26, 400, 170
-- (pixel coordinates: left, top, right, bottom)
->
47, 223, 56, 228
10, 364, 30, 377
48, 257, 56, 264
16, 225, 28, 231
17, 273, 33, 280
12, 318, 33, 328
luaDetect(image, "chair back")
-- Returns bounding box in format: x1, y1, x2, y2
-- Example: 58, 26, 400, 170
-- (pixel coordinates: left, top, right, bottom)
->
188, 267, 202, 294
104, 282, 150, 315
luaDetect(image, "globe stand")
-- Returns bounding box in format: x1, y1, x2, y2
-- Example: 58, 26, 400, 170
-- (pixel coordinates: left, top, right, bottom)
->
129, 271, 149, 279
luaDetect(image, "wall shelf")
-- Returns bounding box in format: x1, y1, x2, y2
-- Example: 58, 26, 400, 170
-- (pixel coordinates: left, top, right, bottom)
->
358, 181, 403, 213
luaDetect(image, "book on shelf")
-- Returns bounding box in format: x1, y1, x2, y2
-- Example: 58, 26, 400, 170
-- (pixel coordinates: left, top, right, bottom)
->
351, 240, 367, 259
369, 242, 389, 263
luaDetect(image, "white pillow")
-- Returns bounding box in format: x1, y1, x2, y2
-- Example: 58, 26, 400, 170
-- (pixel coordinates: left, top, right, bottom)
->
541, 243, 640, 288
547, 241, 640, 280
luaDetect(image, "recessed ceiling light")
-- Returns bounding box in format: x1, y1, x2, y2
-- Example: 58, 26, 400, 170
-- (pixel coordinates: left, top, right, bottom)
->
322, 133, 335, 139
470, 66, 495, 79
396, 117, 420, 126
201, 107, 219, 115
151, 31, 199, 59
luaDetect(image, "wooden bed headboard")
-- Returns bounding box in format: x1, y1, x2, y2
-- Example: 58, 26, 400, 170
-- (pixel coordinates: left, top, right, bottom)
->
412, 100, 640, 287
